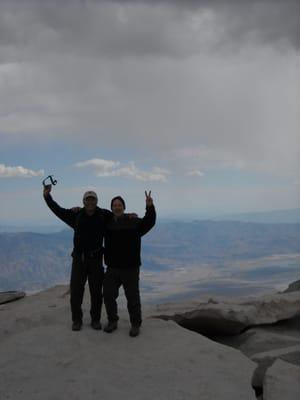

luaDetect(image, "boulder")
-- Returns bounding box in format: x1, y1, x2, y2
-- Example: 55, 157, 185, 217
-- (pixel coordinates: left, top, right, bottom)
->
151, 292, 300, 336
0, 291, 25, 304
252, 344, 300, 365
251, 344, 300, 390
263, 359, 300, 400
216, 325, 300, 357
283, 279, 300, 293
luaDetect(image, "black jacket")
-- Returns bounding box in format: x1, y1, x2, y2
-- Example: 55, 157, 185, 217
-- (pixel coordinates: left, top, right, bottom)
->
104, 205, 156, 268
44, 194, 112, 254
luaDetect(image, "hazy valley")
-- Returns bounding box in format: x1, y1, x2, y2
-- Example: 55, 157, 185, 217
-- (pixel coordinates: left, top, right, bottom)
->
0, 219, 299, 303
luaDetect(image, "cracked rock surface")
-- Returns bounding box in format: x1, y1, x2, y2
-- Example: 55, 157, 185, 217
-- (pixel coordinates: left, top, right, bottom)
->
150, 288, 300, 399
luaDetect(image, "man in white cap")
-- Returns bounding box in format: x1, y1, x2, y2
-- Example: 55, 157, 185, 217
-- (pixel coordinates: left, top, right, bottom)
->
43, 185, 112, 331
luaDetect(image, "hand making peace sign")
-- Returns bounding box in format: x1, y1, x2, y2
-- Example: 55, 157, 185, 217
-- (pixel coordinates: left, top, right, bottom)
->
145, 190, 153, 207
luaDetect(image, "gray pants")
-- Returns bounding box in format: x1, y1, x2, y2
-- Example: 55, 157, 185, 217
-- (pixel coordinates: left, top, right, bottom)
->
103, 267, 142, 326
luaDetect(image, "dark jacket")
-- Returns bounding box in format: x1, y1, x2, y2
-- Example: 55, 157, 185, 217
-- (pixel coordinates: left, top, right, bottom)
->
44, 194, 112, 254
104, 205, 156, 268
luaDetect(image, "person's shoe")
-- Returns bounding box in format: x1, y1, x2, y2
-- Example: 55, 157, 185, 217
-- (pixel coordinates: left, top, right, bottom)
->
129, 325, 140, 337
104, 321, 118, 333
91, 321, 102, 330
72, 321, 82, 331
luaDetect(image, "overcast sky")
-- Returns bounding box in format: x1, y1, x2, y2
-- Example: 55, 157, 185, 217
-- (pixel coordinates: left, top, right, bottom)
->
0, 0, 299, 224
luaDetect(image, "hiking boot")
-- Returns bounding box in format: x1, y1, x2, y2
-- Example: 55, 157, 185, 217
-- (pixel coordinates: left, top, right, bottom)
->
91, 321, 102, 330
72, 321, 82, 331
104, 321, 118, 333
129, 325, 140, 337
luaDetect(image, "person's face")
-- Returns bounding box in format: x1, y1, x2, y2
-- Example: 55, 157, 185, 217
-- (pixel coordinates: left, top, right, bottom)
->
83, 196, 97, 212
112, 199, 125, 217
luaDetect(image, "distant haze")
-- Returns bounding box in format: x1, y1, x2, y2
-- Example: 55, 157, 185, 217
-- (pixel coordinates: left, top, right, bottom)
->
1, 208, 300, 234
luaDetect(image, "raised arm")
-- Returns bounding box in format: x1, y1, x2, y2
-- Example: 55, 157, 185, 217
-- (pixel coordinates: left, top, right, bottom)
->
43, 185, 76, 228
138, 191, 156, 236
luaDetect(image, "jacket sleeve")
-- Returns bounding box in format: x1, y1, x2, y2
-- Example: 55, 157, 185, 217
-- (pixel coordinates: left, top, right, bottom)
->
138, 205, 156, 236
44, 194, 76, 228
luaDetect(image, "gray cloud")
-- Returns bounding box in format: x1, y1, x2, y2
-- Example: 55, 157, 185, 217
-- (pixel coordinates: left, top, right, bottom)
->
0, 0, 299, 179
0, 0, 299, 66
44, 0, 300, 51
75, 158, 170, 182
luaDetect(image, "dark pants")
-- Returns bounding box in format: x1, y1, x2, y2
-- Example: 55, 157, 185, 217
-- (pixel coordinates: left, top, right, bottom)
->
103, 267, 142, 326
70, 254, 104, 323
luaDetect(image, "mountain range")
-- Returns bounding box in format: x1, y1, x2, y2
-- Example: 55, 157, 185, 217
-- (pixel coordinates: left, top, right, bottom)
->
0, 220, 299, 297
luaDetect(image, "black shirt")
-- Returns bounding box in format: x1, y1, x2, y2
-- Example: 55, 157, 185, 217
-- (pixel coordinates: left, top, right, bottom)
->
104, 205, 156, 268
44, 194, 112, 253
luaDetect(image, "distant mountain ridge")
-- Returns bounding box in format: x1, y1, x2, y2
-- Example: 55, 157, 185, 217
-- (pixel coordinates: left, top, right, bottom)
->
0, 224, 65, 234
0, 220, 299, 293
1, 208, 300, 233
0, 229, 72, 292
213, 208, 300, 223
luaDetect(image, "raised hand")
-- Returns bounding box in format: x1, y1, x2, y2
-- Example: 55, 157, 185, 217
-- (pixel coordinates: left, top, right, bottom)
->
145, 190, 153, 207
43, 184, 52, 198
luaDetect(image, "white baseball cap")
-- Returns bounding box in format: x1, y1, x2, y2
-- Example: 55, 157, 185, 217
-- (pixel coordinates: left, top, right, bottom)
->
83, 191, 98, 201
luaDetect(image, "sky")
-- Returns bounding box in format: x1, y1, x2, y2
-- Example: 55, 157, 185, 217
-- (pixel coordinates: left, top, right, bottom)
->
0, 0, 299, 224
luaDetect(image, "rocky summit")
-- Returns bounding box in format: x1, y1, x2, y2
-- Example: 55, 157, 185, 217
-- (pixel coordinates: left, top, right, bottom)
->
0, 282, 299, 400
150, 283, 300, 399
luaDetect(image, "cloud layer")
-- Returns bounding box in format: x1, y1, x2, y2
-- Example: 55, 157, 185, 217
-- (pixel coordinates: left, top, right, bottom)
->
75, 158, 170, 182
0, 0, 299, 194
0, 164, 44, 178
1, 0, 299, 61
